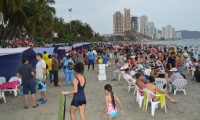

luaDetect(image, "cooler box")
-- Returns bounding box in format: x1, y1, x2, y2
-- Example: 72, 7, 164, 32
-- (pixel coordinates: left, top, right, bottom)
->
98, 64, 105, 70
98, 75, 106, 81
98, 70, 106, 75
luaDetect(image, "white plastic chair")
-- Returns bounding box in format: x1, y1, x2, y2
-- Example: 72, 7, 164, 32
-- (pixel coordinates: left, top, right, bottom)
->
123, 75, 136, 93
0, 77, 6, 85
172, 79, 187, 95
155, 78, 167, 91
143, 88, 167, 116
186, 63, 192, 75
118, 73, 122, 81
3, 76, 21, 97
144, 69, 151, 76
106, 61, 112, 67
136, 85, 144, 108
0, 91, 6, 103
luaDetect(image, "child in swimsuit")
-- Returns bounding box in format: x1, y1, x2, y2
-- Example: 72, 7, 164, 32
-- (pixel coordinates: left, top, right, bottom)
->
100, 84, 123, 119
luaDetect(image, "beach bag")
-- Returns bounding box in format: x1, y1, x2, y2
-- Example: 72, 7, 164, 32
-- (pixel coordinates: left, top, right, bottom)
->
68, 60, 74, 70
58, 93, 66, 120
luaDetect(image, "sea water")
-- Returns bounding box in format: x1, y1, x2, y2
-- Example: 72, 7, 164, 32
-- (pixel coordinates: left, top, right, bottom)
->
146, 39, 200, 46
147, 39, 200, 59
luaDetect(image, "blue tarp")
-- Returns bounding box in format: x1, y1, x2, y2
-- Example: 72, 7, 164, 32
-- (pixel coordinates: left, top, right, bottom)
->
33, 47, 55, 55
0, 48, 37, 81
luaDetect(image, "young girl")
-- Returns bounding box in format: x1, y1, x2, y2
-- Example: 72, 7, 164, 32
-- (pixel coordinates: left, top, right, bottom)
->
100, 84, 123, 120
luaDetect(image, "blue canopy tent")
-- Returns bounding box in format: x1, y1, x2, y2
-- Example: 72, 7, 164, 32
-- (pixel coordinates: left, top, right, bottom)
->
72, 43, 83, 51
83, 43, 91, 49
33, 47, 55, 55
0, 47, 36, 81
57, 46, 72, 59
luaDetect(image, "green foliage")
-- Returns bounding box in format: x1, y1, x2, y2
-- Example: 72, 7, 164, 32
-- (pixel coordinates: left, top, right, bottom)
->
0, 0, 100, 44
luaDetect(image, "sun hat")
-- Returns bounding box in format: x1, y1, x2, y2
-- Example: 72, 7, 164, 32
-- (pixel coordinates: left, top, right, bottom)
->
170, 68, 177, 72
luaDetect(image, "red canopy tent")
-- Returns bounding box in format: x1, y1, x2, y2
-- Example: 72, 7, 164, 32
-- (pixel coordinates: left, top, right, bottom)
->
13, 40, 29, 46
29, 42, 34, 45
13, 40, 21, 45
21, 40, 28, 45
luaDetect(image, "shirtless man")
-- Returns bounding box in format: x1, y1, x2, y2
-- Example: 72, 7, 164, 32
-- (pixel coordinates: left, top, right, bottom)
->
176, 51, 184, 74
145, 76, 177, 103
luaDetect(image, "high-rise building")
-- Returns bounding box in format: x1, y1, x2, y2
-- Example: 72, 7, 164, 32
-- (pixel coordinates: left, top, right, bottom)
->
124, 8, 131, 32
155, 28, 161, 39
176, 32, 182, 39
148, 22, 155, 35
131, 16, 138, 32
172, 28, 176, 38
167, 25, 172, 39
143, 26, 150, 35
140, 15, 148, 34
113, 11, 124, 36
162, 27, 168, 39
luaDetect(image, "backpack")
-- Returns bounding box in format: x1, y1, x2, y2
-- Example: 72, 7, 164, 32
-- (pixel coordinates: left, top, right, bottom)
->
67, 60, 74, 70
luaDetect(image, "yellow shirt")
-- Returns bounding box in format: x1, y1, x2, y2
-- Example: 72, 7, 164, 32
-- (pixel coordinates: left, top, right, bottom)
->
43, 53, 49, 63
46, 59, 52, 71
98, 59, 103, 64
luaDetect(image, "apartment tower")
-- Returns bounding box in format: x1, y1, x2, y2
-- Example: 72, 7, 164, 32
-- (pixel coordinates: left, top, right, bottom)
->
162, 27, 168, 39
167, 25, 172, 39
172, 28, 176, 38
131, 16, 138, 32
124, 8, 131, 32
113, 11, 124, 36
140, 15, 148, 34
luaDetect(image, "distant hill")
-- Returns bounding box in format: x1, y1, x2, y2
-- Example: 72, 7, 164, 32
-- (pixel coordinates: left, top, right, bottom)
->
177, 30, 200, 39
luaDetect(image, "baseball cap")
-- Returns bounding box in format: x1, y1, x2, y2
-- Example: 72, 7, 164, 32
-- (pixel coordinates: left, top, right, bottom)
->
170, 68, 177, 72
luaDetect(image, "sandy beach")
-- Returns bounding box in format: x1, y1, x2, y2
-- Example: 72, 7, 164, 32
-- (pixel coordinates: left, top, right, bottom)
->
0, 62, 199, 120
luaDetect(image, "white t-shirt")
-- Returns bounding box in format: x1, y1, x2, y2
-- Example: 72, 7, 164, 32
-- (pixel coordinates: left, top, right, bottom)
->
189, 61, 198, 67
92, 50, 97, 56
36, 59, 46, 79
124, 74, 132, 81
130, 70, 136, 77
124, 74, 135, 83
120, 64, 129, 74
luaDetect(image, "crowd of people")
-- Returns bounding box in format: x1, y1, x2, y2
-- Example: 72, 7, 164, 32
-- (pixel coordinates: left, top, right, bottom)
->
15, 42, 200, 120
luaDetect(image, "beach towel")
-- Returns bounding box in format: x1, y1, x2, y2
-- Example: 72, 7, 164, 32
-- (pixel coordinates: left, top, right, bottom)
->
58, 93, 66, 120
142, 91, 166, 111
0, 81, 19, 89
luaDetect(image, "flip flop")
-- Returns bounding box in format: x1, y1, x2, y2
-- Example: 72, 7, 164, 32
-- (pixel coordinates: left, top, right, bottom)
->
33, 104, 39, 108
24, 106, 28, 109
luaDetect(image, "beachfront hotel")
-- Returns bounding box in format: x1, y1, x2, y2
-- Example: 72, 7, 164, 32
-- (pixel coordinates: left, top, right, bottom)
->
172, 28, 176, 39
131, 16, 138, 32
140, 15, 148, 34
113, 11, 124, 36
124, 8, 131, 32
162, 26, 168, 39
167, 24, 173, 39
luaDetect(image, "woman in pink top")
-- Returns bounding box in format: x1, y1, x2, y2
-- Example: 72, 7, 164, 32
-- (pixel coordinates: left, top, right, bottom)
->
135, 73, 145, 96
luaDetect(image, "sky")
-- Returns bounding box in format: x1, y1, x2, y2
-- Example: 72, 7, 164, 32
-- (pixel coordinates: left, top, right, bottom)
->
53, 0, 200, 34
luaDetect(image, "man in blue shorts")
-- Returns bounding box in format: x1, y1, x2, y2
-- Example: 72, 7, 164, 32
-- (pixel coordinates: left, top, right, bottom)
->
17, 57, 39, 109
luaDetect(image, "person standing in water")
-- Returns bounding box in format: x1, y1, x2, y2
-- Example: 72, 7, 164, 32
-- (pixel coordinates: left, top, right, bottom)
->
100, 84, 123, 120
62, 62, 86, 120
